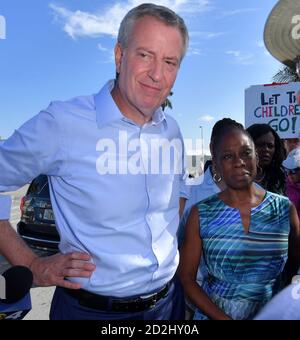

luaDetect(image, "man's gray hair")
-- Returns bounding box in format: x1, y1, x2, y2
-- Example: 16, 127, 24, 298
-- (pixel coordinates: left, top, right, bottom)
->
117, 3, 189, 60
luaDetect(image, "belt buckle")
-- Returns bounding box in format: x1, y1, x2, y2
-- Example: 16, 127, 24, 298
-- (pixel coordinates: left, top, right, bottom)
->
140, 283, 166, 300
112, 283, 170, 312
149, 295, 157, 309
140, 291, 158, 309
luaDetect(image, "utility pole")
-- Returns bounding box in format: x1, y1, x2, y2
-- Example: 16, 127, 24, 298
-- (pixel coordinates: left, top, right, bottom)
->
199, 125, 204, 172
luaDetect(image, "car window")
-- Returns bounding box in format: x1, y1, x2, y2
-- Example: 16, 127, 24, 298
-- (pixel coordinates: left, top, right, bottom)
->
28, 175, 49, 198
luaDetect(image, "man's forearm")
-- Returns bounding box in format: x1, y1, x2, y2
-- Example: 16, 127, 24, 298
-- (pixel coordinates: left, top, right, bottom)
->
0, 220, 37, 267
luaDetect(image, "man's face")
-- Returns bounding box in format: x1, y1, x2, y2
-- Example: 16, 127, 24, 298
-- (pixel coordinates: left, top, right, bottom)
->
113, 16, 184, 124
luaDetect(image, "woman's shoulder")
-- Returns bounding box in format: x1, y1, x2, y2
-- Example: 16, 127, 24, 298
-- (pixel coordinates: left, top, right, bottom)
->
265, 191, 291, 211
266, 190, 289, 202
195, 193, 220, 208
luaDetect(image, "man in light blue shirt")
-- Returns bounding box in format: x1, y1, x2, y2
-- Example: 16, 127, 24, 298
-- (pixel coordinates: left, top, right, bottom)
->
0, 4, 189, 320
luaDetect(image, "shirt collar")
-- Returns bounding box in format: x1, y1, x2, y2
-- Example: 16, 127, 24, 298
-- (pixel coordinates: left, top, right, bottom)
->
94, 79, 167, 129
152, 108, 166, 126
94, 80, 123, 129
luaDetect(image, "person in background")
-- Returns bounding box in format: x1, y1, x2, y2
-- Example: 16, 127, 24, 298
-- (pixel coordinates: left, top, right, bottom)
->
247, 124, 286, 195
281, 147, 300, 283
0, 4, 189, 320
283, 146, 300, 221
179, 119, 300, 320
284, 137, 300, 154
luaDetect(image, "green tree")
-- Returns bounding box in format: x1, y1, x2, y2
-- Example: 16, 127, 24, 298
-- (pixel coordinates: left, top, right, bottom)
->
161, 91, 173, 111
273, 65, 300, 83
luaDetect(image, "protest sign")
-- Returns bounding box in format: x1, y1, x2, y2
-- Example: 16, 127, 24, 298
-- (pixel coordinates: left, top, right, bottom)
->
245, 82, 300, 138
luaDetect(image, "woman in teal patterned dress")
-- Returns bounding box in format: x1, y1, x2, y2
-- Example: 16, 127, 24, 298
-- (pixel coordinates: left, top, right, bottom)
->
178, 119, 300, 320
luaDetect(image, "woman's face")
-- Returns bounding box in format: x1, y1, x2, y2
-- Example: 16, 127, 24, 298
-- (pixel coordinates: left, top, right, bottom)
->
215, 130, 257, 190
286, 168, 300, 184
254, 132, 275, 168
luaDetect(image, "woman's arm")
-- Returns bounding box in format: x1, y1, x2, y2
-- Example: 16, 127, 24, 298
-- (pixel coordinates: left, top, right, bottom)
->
178, 206, 231, 320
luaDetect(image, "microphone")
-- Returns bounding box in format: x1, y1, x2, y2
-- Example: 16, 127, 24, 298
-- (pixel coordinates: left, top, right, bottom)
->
0, 266, 33, 320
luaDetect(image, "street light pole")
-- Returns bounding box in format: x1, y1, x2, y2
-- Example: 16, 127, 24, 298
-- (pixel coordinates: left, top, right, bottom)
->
199, 125, 204, 172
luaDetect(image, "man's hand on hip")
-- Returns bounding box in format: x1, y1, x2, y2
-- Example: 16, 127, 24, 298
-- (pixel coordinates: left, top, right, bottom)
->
30, 252, 96, 289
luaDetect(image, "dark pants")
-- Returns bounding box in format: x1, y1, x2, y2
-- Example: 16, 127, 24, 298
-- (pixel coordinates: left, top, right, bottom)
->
50, 277, 185, 320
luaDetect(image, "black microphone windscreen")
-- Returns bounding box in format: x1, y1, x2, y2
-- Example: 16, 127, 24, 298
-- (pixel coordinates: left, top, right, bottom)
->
1, 266, 33, 303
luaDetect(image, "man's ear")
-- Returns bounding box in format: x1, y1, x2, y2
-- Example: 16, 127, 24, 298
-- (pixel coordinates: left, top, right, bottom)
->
114, 43, 123, 74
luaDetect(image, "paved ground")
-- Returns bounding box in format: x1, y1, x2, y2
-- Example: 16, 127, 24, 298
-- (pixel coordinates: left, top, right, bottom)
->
24, 286, 55, 320
0, 186, 54, 320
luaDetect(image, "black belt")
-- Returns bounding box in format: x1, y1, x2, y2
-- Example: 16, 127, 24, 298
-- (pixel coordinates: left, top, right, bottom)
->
63, 282, 171, 312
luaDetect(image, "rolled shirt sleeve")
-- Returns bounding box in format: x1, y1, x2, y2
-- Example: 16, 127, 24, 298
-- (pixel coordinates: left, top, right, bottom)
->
0, 105, 66, 193
0, 195, 12, 220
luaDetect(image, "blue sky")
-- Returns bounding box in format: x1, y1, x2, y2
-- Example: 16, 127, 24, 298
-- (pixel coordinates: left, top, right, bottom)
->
0, 0, 281, 154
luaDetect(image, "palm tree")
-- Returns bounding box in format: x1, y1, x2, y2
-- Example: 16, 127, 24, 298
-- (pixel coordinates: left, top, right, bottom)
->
273, 65, 300, 83
161, 91, 173, 111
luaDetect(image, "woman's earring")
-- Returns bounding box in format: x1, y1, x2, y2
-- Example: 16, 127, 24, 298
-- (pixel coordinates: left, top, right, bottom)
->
213, 172, 222, 183
211, 162, 222, 183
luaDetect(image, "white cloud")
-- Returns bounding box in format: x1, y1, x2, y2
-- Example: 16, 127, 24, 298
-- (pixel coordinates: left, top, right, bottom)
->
198, 115, 215, 122
227, 50, 241, 58
206, 32, 226, 39
49, 3, 119, 39
190, 31, 226, 39
226, 50, 254, 65
49, 1, 211, 39
219, 8, 258, 18
97, 43, 110, 52
187, 47, 204, 57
